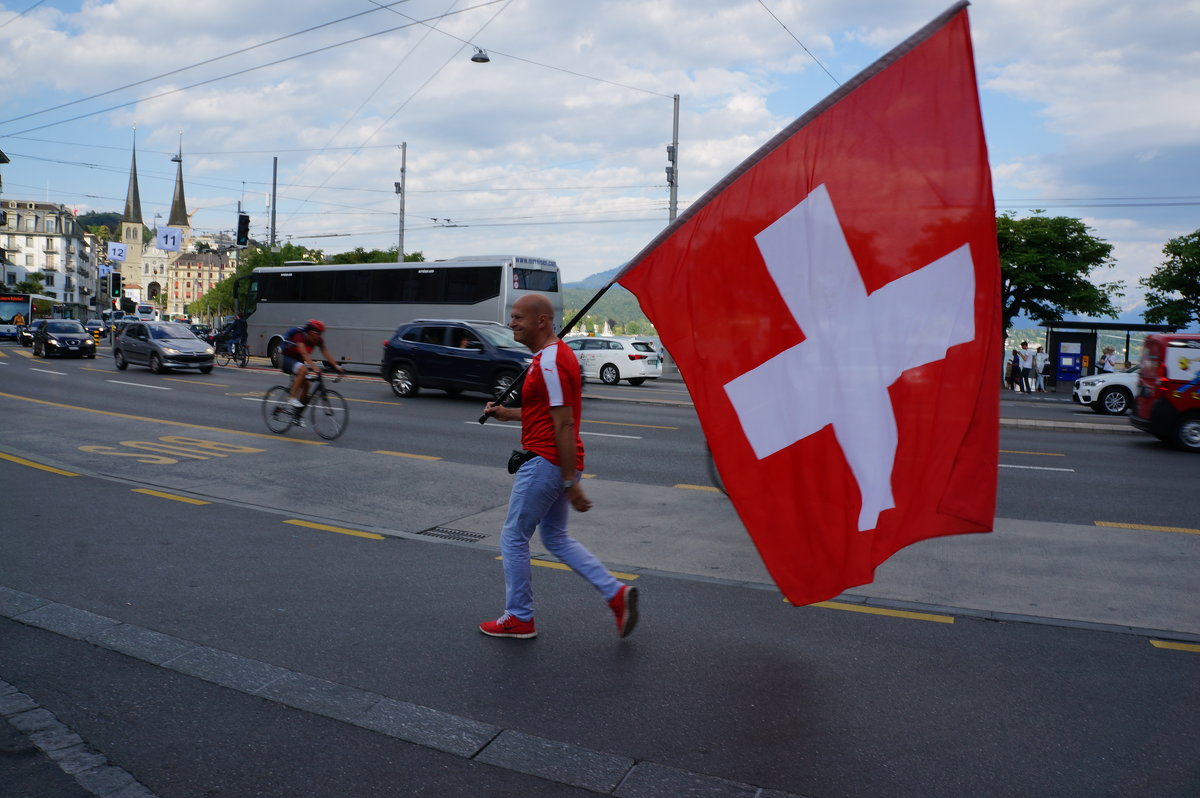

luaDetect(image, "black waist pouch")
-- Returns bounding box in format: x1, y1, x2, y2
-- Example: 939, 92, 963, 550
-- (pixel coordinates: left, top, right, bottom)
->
507, 449, 538, 474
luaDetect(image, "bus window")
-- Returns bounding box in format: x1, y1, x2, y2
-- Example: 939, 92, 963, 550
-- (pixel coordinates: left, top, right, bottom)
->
513, 267, 559, 292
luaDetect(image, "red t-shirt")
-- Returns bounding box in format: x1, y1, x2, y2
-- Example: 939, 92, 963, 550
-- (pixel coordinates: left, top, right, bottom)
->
521, 340, 584, 471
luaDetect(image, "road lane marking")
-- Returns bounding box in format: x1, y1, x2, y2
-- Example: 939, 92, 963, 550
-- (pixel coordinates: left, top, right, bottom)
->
999, 464, 1075, 472
346, 397, 403, 406
675, 483, 720, 492
0, 452, 80, 477
30, 368, 68, 375
375, 450, 442, 461
131, 488, 210, 505
81, 367, 112, 373
165, 377, 230, 387
284, 519, 383, 540
583, 419, 678, 430
809, 600, 955, 624
107, 380, 171, 390
1000, 449, 1065, 457
0, 391, 327, 444
1095, 521, 1199, 536
464, 421, 640, 438
1150, 640, 1200, 652
496, 556, 638, 581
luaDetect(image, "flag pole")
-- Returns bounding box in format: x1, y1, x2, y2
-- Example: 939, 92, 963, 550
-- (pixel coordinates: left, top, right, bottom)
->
476, 279, 622, 424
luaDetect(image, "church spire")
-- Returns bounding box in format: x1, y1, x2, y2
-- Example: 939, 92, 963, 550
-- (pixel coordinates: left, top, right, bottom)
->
167, 133, 189, 229
123, 134, 143, 225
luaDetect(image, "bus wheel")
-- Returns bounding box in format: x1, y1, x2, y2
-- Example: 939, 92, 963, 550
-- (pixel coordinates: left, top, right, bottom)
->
268, 338, 282, 369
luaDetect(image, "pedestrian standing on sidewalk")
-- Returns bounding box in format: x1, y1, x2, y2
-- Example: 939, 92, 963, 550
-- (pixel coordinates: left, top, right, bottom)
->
1034, 345, 1049, 392
1016, 341, 1035, 393
479, 293, 639, 640
1099, 346, 1118, 373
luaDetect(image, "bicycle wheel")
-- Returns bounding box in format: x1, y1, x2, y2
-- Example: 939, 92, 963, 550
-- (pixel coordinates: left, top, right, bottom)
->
216, 348, 231, 367
236, 344, 249, 368
309, 388, 349, 440
262, 386, 294, 434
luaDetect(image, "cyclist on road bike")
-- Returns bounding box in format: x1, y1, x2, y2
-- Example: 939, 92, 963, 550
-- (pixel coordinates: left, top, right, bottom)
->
280, 319, 346, 409
222, 313, 248, 355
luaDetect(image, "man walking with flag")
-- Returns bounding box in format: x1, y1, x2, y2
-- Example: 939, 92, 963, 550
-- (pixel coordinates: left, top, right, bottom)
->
479, 293, 638, 639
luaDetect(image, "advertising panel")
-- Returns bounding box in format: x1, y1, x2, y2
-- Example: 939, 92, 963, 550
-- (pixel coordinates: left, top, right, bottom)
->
0, 292, 32, 325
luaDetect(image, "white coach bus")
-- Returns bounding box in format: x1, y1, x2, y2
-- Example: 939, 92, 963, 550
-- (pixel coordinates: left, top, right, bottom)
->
234, 255, 563, 371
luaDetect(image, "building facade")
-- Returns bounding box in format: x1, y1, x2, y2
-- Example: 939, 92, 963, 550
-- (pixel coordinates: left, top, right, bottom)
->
1, 200, 102, 318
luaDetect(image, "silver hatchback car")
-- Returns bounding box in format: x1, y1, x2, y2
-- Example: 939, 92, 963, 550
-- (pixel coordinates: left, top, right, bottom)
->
114, 321, 215, 374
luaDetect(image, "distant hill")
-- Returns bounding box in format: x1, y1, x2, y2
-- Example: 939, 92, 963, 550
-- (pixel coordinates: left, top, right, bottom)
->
566, 265, 623, 289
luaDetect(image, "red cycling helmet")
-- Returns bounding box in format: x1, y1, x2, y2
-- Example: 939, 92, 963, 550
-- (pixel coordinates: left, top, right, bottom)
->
304, 319, 326, 333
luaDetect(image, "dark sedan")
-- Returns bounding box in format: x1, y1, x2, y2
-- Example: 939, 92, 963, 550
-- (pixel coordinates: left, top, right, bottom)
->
19, 318, 47, 346
32, 319, 97, 358
114, 321, 215, 374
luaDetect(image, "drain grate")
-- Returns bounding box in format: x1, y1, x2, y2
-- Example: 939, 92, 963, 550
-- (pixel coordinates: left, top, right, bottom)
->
417, 527, 487, 542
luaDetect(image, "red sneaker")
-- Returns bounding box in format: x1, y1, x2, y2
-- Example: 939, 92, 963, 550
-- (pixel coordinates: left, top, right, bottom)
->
479, 613, 537, 639
608, 585, 639, 638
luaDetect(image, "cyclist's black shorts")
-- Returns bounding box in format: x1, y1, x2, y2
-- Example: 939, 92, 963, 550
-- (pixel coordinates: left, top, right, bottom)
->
280, 354, 304, 375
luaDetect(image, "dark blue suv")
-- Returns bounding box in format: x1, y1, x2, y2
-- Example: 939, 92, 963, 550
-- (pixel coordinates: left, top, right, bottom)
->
381, 319, 532, 399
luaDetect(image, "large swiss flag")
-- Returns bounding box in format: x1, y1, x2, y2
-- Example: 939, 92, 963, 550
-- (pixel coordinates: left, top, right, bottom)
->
618, 2, 1000, 606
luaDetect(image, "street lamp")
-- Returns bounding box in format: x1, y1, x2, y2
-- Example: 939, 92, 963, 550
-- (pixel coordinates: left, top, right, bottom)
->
470, 47, 490, 63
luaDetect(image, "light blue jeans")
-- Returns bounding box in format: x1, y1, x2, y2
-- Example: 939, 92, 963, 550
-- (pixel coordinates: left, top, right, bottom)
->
501, 455, 620, 620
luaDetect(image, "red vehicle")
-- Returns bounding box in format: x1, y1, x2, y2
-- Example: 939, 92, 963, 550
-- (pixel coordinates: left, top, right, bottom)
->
1130, 333, 1200, 452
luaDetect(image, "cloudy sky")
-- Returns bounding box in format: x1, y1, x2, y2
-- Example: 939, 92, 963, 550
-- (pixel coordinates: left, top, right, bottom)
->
1, 0, 1196, 314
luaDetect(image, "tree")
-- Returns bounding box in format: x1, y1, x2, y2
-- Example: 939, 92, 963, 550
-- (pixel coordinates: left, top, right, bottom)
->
14, 272, 46, 295
187, 243, 324, 320
997, 212, 1122, 333
1140, 229, 1200, 328
327, 247, 424, 264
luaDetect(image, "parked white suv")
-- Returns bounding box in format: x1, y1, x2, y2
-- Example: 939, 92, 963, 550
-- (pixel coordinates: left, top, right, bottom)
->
1072, 366, 1139, 415
565, 335, 662, 385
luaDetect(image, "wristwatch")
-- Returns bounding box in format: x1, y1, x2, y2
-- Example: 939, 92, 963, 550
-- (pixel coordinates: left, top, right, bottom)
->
562, 479, 576, 490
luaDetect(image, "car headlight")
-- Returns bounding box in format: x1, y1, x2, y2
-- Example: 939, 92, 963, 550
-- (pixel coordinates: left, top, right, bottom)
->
204, 347, 214, 355
162, 346, 180, 355
46, 337, 59, 346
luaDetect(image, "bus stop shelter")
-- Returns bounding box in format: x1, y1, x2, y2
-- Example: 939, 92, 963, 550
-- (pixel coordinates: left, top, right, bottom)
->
1038, 320, 1178, 390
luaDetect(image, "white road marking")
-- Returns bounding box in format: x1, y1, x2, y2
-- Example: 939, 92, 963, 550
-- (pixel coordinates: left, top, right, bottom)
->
999, 463, 1075, 473
107, 380, 171, 390
30, 368, 68, 375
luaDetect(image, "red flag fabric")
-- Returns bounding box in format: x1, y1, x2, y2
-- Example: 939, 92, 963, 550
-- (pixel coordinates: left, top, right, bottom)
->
618, 2, 1000, 606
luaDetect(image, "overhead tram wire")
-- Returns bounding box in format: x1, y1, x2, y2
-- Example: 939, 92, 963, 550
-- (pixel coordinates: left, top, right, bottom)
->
0, 0, 507, 137
0, 1, 417, 127
278, 0, 514, 229
757, 0, 840, 86
0, 0, 48, 31
278, 0, 472, 198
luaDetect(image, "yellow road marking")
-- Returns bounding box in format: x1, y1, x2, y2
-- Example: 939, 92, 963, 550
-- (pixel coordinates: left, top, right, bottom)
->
80, 366, 112, 373
1095, 521, 1199, 535
809, 600, 955, 624
1150, 640, 1200, 652
1000, 449, 1065, 457
583, 419, 678, 430
0, 391, 327, 444
165, 377, 230, 387
496, 556, 638, 581
375, 450, 442, 461
11, 349, 32, 358
0, 452, 80, 477
284, 519, 384, 540
346, 397, 403, 406
131, 488, 210, 505
674, 483, 720, 492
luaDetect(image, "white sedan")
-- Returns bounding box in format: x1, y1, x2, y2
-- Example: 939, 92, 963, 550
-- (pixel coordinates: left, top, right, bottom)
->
1072, 366, 1139, 415
565, 335, 662, 385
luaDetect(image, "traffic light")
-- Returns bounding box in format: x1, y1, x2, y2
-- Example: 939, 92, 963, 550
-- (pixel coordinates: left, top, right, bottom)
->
109, 272, 122, 298
236, 213, 250, 246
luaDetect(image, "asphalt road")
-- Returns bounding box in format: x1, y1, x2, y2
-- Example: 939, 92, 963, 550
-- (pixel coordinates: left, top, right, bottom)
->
2, 342, 1198, 797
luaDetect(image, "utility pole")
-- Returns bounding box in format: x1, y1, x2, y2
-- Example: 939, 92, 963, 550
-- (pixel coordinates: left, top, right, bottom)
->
667, 94, 679, 223
270, 157, 278, 249
395, 142, 407, 261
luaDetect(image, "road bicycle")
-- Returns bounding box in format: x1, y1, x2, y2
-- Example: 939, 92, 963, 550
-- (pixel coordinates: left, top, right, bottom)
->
215, 338, 249, 368
261, 372, 349, 440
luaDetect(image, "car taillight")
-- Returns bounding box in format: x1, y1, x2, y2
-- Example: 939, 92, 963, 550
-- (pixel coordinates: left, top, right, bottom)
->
628, 354, 648, 360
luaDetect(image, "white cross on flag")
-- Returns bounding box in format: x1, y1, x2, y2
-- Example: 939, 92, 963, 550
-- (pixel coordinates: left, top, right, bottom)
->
617, 2, 1000, 606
